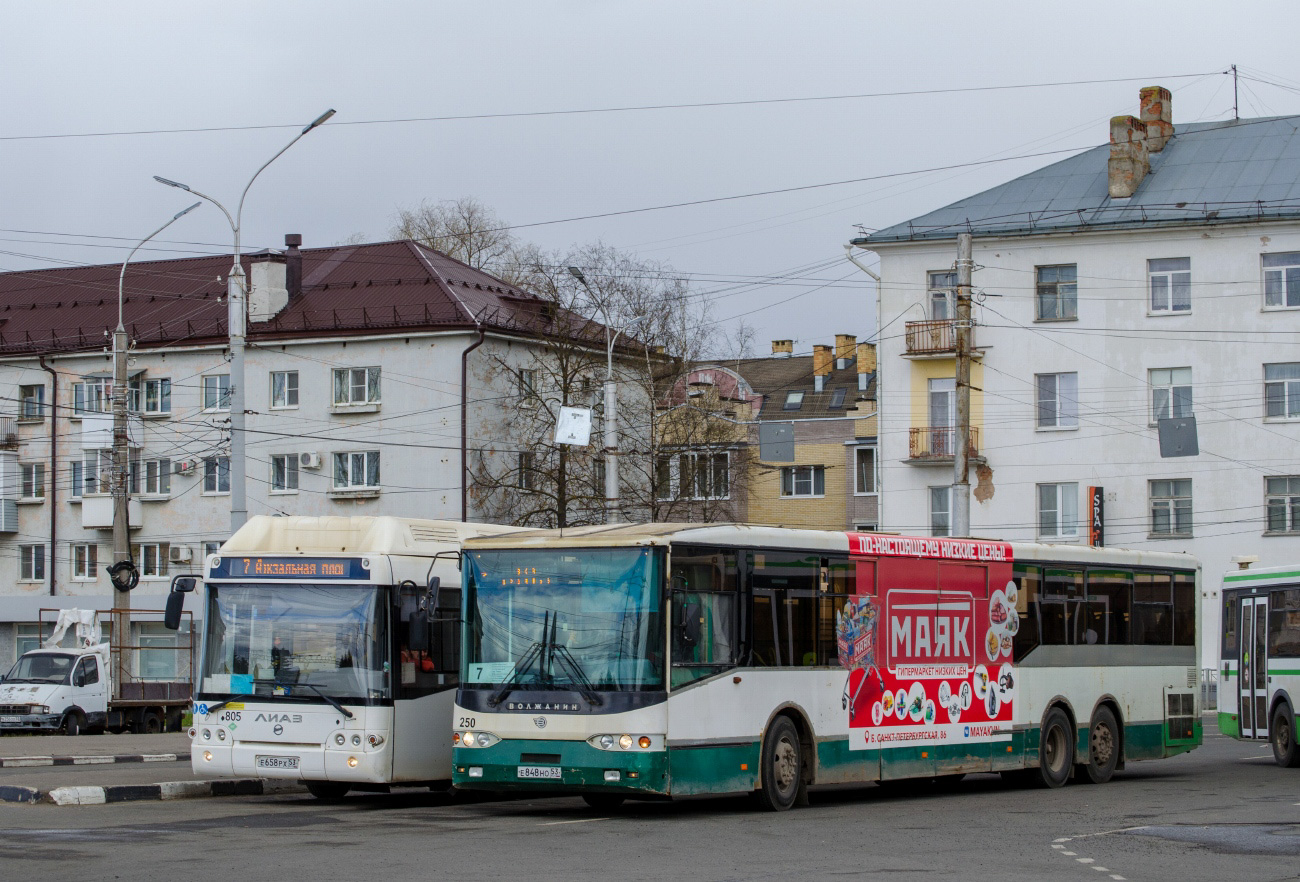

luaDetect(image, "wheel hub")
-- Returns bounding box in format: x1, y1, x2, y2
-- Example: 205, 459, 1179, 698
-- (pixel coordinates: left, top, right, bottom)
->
773, 737, 798, 793
1091, 722, 1114, 767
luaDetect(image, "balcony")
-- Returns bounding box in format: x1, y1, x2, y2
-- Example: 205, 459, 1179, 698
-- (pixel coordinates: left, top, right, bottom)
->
0, 416, 15, 448
903, 320, 979, 357
909, 426, 981, 463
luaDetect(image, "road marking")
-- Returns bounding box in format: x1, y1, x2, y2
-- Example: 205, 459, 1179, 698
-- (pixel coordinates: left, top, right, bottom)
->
1052, 844, 1066, 850
1062, 851, 1077, 856
1051, 834, 1128, 881
1092, 868, 1108, 872
1076, 857, 1094, 863
538, 817, 609, 826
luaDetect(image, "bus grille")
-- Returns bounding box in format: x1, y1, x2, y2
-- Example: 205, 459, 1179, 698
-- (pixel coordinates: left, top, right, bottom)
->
1166, 693, 1196, 741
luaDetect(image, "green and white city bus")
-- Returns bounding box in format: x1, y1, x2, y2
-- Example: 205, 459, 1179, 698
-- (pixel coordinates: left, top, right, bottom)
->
1219, 564, 1300, 767
451, 524, 1201, 810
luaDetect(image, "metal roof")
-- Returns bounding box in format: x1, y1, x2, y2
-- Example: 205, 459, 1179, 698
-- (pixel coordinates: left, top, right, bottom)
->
857, 115, 1300, 245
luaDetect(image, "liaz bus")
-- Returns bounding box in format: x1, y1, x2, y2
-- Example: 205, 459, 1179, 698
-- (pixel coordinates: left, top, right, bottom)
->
164, 515, 523, 799
450, 524, 1201, 810
1218, 564, 1300, 767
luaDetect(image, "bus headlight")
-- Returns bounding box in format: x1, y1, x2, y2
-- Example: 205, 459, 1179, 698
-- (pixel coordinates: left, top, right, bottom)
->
335, 733, 346, 746
599, 735, 615, 750
216, 729, 227, 741
619, 734, 633, 750
589, 734, 657, 751
351, 734, 362, 747
202, 729, 212, 740
458, 731, 499, 748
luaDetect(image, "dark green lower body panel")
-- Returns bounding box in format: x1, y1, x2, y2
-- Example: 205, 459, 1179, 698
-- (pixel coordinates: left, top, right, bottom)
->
1218, 712, 1241, 739
667, 742, 759, 795
453, 739, 669, 796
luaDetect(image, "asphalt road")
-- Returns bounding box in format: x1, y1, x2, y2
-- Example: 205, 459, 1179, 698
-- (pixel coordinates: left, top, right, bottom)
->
0, 724, 1295, 882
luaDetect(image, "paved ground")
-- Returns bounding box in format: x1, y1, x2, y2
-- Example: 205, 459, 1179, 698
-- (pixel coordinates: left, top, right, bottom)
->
0, 731, 190, 757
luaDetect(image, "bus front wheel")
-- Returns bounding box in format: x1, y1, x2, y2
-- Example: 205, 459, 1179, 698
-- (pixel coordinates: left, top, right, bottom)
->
1082, 706, 1119, 784
1272, 704, 1300, 768
305, 781, 351, 800
1037, 707, 1073, 788
755, 716, 803, 811
581, 793, 625, 810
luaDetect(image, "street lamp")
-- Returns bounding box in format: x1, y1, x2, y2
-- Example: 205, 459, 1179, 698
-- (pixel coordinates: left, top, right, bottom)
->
155, 108, 335, 534
110, 200, 201, 695
567, 266, 644, 525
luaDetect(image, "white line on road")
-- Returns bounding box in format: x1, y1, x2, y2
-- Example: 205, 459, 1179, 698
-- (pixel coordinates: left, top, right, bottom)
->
538, 817, 610, 826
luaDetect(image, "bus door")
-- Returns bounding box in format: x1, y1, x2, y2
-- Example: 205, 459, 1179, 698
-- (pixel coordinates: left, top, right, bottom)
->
1239, 595, 1269, 739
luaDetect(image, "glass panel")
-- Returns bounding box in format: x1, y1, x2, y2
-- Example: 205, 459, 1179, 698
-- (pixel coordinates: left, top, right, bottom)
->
1134, 572, 1174, 644
1084, 570, 1131, 645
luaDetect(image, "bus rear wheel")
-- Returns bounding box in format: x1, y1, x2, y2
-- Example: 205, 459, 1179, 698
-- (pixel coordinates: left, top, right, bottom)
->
581, 793, 625, 810
1037, 707, 1073, 788
755, 716, 803, 811
305, 781, 351, 800
1082, 706, 1120, 784
1272, 704, 1300, 768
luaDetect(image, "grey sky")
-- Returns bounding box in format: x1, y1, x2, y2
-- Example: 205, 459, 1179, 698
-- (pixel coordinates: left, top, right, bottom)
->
3, 2, 1297, 356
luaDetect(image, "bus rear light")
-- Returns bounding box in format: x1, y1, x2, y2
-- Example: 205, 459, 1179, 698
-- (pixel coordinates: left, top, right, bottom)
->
368, 734, 385, 747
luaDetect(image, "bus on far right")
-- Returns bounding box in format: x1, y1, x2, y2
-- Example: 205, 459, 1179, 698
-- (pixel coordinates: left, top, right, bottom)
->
1220, 564, 1300, 767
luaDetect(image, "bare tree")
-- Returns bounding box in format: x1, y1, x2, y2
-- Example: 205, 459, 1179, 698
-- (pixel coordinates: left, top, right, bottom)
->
390, 197, 518, 279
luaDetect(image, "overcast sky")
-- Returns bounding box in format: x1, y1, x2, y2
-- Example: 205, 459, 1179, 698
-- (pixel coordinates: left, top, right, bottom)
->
3, 2, 1297, 357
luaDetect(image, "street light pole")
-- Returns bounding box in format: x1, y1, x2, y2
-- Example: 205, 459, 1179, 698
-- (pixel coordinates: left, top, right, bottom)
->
154, 108, 334, 535
111, 201, 200, 695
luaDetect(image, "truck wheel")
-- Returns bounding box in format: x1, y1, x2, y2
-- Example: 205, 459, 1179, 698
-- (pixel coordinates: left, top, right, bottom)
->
754, 716, 803, 811
1036, 707, 1073, 788
306, 781, 351, 800
1272, 704, 1300, 768
62, 711, 85, 737
1082, 706, 1120, 784
140, 711, 162, 734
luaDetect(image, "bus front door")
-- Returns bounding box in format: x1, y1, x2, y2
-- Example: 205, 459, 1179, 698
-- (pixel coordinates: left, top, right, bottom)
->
1240, 596, 1269, 739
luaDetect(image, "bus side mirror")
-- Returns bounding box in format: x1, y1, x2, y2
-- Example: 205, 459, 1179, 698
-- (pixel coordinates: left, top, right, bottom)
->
163, 575, 197, 631
409, 609, 430, 653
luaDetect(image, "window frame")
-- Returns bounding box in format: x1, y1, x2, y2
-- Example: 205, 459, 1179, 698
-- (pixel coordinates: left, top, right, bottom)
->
332, 366, 381, 407
1148, 257, 1191, 314
201, 374, 231, 412
1263, 251, 1300, 309
129, 456, 172, 497
19, 462, 45, 501
270, 453, 299, 493
18, 384, 45, 421
1265, 363, 1300, 420
133, 543, 170, 579
270, 371, 299, 409
780, 465, 825, 498
19, 543, 46, 582
854, 446, 877, 495
928, 270, 957, 320
203, 455, 231, 495
1265, 476, 1300, 535
783, 391, 804, 411
1150, 367, 1194, 424
675, 450, 730, 501
1035, 264, 1078, 321
332, 450, 381, 490
1149, 478, 1193, 538
929, 486, 951, 537
1037, 482, 1080, 540
72, 377, 113, 416
129, 377, 172, 416
70, 543, 98, 581
1035, 371, 1079, 430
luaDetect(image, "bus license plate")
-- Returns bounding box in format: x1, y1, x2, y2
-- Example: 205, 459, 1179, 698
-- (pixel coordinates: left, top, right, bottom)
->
256, 755, 300, 770
517, 765, 561, 780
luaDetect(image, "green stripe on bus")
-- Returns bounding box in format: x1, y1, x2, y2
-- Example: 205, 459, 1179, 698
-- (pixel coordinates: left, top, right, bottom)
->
1224, 569, 1300, 583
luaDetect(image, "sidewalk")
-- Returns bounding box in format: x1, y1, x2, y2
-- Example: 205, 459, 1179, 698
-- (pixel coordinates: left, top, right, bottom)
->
0, 732, 302, 805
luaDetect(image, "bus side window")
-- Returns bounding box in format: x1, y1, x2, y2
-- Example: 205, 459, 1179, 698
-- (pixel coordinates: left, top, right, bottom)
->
397, 584, 457, 698
670, 547, 739, 688
1173, 573, 1196, 646
1134, 572, 1173, 645
1041, 567, 1083, 645
1012, 565, 1040, 660
1085, 570, 1132, 645
750, 552, 818, 668
821, 557, 856, 666
1222, 592, 1239, 658
1268, 588, 1300, 657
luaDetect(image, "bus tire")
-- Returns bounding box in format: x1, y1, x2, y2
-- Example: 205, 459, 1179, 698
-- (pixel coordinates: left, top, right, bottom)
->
581, 793, 626, 810
1036, 707, 1073, 788
1271, 704, 1300, 768
305, 781, 351, 800
1083, 706, 1119, 784
755, 716, 803, 811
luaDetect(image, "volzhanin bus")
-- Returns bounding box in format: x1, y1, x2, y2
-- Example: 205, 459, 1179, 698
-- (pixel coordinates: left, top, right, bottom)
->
165, 515, 522, 799
451, 524, 1201, 810
1219, 563, 1300, 767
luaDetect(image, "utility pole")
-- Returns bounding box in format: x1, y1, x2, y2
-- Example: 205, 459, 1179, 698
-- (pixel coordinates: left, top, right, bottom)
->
1231, 64, 1239, 121
953, 232, 973, 538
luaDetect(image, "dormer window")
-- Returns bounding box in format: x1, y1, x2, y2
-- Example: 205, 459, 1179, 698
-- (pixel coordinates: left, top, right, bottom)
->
783, 391, 804, 411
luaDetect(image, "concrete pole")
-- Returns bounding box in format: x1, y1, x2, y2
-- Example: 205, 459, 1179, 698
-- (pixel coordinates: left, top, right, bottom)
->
228, 262, 247, 533
953, 233, 973, 538
604, 369, 619, 525
110, 326, 130, 696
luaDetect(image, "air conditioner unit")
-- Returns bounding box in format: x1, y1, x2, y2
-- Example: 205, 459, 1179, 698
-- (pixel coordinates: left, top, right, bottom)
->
169, 545, 193, 564
300, 452, 322, 469
173, 460, 195, 476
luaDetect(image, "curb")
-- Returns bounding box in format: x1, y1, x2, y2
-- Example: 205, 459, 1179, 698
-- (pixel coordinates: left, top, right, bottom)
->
0, 753, 181, 768
0, 778, 304, 805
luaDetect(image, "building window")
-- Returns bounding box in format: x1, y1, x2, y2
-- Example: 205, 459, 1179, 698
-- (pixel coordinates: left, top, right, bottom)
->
1263, 251, 1300, 308
202, 375, 231, 411
18, 384, 44, 420
1035, 264, 1077, 321
129, 377, 171, 415
71, 543, 98, 581
854, 447, 877, 494
517, 452, 535, 491
129, 457, 171, 496
1038, 482, 1079, 539
20, 544, 45, 581
828, 388, 847, 409
1265, 363, 1300, 419
783, 391, 804, 411
1035, 372, 1078, 428
928, 271, 957, 320
1148, 257, 1191, 313
333, 451, 381, 489
929, 487, 951, 537
518, 369, 537, 398
71, 449, 112, 497
1150, 367, 1193, 422
203, 456, 230, 494
1150, 479, 1192, 537
16, 624, 42, 657
73, 378, 112, 415
270, 371, 299, 409
677, 451, 730, 500
780, 465, 825, 498
333, 367, 381, 406
1266, 476, 1300, 534
133, 543, 170, 578
270, 454, 299, 492
20, 463, 44, 500
655, 456, 673, 500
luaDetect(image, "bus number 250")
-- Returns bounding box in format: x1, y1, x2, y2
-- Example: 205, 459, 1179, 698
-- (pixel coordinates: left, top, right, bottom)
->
458, 717, 475, 728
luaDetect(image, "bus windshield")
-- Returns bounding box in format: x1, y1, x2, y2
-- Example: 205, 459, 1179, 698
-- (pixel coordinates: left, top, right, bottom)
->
200, 584, 389, 704
464, 547, 663, 692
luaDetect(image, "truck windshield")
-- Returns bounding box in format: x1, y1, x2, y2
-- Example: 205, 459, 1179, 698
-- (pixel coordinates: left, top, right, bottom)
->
199, 584, 389, 704
4, 653, 75, 684
463, 547, 663, 692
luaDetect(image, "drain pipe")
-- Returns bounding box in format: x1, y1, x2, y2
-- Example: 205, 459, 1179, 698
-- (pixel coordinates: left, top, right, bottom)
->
38, 355, 57, 596
460, 328, 486, 522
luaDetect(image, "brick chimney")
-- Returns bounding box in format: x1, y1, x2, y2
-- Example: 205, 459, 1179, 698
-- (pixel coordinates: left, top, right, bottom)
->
1108, 115, 1149, 198
248, 251, 288, 321
856, 341, 876, 392
813, 344, 832, 393
284, 234, 303, 301
834, 334, 856, 369
771, 339, 793, 358
1139, 86, 1173, 152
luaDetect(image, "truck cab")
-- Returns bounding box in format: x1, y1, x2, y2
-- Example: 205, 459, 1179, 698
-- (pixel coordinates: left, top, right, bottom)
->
0, 647, 109, 735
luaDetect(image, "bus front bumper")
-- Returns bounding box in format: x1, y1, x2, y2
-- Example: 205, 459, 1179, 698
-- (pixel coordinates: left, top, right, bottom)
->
453, 738, 668, 796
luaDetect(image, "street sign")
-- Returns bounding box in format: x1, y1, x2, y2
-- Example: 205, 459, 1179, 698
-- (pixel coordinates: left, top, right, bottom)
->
555, 407, 593, 446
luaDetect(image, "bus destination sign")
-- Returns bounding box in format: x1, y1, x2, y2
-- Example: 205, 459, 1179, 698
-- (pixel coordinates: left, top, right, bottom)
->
208, 556, 371, 581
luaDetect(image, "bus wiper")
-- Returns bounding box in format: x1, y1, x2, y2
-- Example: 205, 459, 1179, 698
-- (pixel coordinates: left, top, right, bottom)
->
487, 611, 549, 707
545, 615, 603, 707
206, 694, 250, 713
299, 683, 354, 719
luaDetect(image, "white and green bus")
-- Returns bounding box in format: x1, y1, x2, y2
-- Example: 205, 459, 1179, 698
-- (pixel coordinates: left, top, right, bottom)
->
451, 524, 1201, 809
1219, 564, 1300, 767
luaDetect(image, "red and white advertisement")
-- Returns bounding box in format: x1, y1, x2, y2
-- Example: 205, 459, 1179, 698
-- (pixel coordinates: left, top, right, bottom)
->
841, 533, 1017, 751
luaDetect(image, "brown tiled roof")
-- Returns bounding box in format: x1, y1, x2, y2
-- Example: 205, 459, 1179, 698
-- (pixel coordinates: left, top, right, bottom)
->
0, 239, 569, 356
719, 355, 876, 421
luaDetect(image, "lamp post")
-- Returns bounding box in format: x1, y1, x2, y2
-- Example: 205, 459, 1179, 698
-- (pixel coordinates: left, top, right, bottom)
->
155, 108, 334, 535
110, 201, 201, 695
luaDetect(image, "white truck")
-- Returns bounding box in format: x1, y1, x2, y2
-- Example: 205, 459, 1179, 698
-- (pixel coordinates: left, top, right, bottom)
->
0, 608, 192, 735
